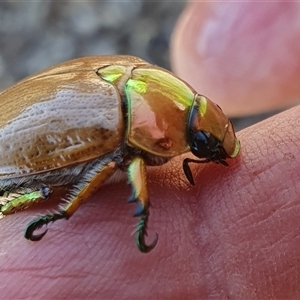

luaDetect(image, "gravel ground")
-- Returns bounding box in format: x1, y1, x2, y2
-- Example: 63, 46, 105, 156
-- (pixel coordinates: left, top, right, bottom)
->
0, 1, 275, 129
0, 1, 186, 90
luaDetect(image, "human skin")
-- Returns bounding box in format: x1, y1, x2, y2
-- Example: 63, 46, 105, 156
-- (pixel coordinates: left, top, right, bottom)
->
171, 2, 300, 117
1, 3, 300, 299
1, 104, 300, 299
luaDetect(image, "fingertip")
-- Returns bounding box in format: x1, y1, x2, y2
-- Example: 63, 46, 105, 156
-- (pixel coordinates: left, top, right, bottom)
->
171, 2, 300, 117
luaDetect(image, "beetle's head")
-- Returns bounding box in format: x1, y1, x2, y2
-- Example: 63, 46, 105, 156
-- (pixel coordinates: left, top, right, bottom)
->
184, 95, 240, 185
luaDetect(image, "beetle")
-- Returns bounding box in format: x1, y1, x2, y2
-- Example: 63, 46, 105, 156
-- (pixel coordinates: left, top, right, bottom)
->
0, 55, 240, 252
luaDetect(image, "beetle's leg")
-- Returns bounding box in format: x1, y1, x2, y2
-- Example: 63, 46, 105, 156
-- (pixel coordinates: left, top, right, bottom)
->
1, 185, 51, 215
25, 159, 118, 241
128, 157, 158, 253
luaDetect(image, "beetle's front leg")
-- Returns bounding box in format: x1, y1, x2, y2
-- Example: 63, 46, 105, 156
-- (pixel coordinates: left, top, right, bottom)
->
127, 157, 158, 253
25, 159, 118, 241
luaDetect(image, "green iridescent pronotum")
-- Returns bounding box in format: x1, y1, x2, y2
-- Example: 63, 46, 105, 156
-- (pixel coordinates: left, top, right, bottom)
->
0, 55, 240, 252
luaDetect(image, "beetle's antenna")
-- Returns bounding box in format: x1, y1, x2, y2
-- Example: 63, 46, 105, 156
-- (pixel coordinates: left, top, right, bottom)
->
183, 158, 210, 186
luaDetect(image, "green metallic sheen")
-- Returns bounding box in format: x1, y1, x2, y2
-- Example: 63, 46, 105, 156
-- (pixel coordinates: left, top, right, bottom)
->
126, 79, 148, 95
1, 191, 43, 214
97, 65, 127, 83
130, 67, 195, 107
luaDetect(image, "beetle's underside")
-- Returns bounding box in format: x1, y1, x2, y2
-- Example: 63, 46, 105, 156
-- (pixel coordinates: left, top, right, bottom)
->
0, 144, 170, 252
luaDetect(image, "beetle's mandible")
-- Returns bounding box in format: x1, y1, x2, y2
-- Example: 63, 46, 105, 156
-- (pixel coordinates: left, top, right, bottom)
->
0, 55, 240, 252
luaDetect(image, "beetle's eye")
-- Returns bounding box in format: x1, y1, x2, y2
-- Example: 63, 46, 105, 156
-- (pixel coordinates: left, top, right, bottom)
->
190, 131, 215, 159
194, 131, 209, 144
194, 131, 218, 150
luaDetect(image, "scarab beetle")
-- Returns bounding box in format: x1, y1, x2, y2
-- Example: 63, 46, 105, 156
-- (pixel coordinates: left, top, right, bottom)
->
0, 55, 240, 252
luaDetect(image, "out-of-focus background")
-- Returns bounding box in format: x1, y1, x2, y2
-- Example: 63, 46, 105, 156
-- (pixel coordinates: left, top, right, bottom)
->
0, 1, 289, 130
0, 1, 186, 89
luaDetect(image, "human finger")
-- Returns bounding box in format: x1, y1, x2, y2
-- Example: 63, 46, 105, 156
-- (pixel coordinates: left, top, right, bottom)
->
171, 2, 300, 117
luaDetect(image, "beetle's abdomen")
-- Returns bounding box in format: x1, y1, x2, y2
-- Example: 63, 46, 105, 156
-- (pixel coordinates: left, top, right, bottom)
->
0, 69, 124, 177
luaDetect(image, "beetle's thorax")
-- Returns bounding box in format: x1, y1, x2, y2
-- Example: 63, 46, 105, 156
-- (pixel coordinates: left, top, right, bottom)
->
98, 64, 196, 158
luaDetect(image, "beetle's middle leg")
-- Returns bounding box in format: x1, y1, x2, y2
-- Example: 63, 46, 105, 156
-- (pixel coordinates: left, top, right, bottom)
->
0, 184, 51, 215
127, 156, 158, 253
24, 158, 118, 241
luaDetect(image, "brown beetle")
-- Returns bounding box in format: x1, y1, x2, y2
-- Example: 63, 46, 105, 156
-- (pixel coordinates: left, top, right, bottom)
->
0, 56, 240, 252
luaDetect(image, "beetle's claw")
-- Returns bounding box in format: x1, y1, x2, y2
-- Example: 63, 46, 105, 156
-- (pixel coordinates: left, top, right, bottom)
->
24, 212, 66, 241
135, 212, 158, 253
26, 225, 48, 241
137, 230, 158, 253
